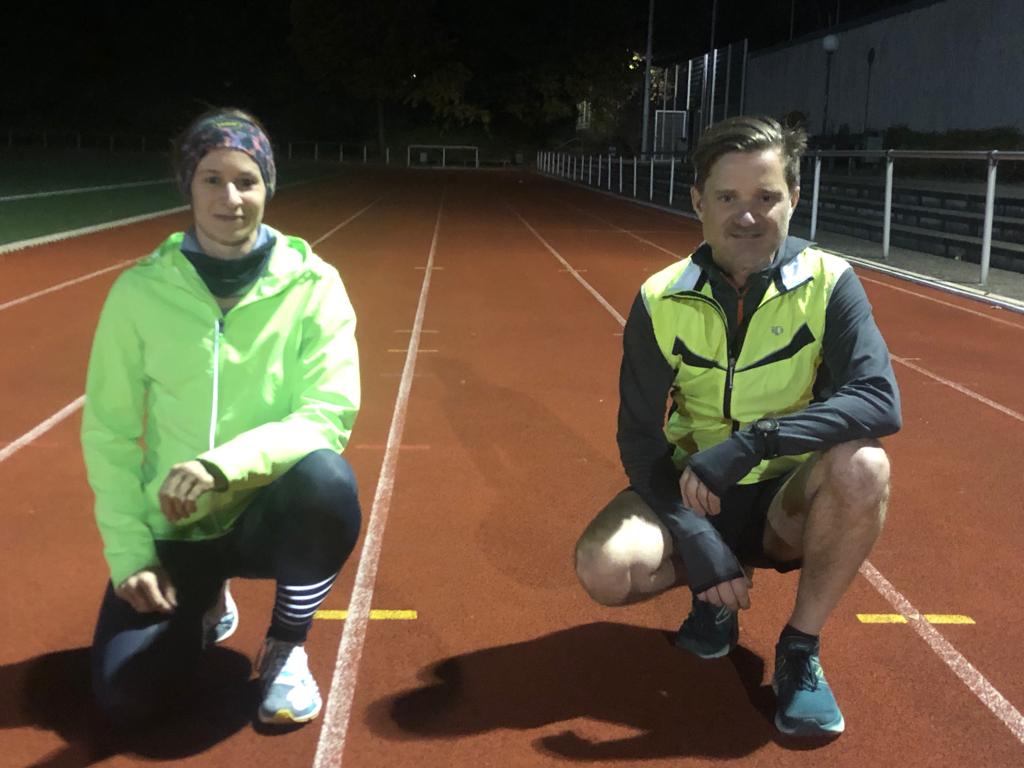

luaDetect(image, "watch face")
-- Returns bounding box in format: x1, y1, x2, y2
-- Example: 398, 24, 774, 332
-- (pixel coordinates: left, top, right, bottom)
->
756, 418, 778, 431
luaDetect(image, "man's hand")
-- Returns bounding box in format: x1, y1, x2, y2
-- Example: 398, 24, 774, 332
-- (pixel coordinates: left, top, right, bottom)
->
115, 567, 178, 614
697, 575, 752, 611
159, 460, 219, 522
680, 466, 721, 517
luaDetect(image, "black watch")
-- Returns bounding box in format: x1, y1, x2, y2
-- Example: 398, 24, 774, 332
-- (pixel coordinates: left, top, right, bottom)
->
752, 417, 781, 459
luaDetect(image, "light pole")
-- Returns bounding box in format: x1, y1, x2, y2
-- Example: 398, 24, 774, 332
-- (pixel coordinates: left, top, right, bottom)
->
821, 33, 839, 136
641, 0, 655, 156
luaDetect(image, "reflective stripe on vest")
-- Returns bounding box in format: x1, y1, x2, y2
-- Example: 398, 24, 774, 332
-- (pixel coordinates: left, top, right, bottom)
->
641, 245, 851, 484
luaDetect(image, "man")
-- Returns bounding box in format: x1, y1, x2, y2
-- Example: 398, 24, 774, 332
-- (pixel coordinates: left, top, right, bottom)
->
574, 115, 901, 737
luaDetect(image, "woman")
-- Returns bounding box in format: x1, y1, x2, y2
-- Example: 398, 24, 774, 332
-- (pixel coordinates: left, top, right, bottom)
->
82, 107, 362, 727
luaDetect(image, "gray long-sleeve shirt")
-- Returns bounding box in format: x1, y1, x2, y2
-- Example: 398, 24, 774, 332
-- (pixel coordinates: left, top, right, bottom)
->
617, 237, 902, 525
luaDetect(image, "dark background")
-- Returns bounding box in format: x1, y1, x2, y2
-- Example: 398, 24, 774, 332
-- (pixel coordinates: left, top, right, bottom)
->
0, 0, 923, 148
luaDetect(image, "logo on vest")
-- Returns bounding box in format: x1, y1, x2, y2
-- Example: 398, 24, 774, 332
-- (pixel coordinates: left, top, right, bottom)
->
771, 325, 784, 336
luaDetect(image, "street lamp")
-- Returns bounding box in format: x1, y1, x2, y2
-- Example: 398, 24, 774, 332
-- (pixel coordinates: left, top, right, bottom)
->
821, 33, 839, 136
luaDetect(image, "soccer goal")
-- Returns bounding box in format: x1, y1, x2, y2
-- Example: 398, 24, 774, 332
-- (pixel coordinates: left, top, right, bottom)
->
406, 145, 480, 169
653, 110, 688, 159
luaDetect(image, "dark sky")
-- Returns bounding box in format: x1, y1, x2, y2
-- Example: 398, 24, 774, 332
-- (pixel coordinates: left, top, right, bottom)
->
0, 0, 926, 137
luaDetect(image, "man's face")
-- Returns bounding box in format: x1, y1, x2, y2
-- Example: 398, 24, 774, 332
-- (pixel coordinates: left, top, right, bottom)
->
690, 148, 799, 274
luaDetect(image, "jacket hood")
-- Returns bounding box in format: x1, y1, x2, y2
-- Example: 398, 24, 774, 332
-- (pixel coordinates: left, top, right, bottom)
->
135, 225, 321, 303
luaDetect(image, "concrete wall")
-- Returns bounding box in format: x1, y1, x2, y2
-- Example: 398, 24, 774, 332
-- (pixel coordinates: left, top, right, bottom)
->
743, 0, 1024, 134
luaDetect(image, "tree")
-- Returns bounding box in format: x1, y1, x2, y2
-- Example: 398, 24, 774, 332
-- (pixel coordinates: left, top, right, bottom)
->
290, 0, 489, 148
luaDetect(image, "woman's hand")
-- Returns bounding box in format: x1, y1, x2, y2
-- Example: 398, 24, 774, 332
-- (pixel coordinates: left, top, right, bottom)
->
159, 460, 222, 522
115, 567, 178, 614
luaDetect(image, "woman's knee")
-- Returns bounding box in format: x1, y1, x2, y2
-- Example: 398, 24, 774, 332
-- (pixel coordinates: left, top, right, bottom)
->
288, 451, 362, 539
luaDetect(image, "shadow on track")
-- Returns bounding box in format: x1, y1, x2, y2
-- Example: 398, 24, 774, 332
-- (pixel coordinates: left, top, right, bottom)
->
366, 621, 826, 761
0, 645, 258, 767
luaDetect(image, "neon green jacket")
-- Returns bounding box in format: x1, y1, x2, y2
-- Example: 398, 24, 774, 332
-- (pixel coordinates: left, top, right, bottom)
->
81, 227, 360, 584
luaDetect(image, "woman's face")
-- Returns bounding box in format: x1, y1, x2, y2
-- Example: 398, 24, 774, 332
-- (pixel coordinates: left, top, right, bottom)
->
190, 148, 267, 258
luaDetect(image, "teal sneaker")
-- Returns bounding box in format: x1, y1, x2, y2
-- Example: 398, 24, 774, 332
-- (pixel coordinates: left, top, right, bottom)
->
674, 593, 738, 659
202, 581, 238, 647
772, 635, 845, 736
256, 638, 323, 725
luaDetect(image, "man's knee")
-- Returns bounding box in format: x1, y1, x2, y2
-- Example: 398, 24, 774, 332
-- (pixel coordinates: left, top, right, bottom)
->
821, 439, 890, 519
574, 536, 634, 607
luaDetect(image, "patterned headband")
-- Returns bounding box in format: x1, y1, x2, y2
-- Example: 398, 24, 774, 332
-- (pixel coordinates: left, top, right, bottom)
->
178, 114, 276, 199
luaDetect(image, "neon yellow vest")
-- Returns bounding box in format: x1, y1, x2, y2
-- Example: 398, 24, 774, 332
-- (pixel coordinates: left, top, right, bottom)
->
641, 245, 851, 484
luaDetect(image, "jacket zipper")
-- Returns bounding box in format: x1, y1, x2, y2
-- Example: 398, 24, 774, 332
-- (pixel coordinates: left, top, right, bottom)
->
208, 318, 224, 531
210, 319, 223, 451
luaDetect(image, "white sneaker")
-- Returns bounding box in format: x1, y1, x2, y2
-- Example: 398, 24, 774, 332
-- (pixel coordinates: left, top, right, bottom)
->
256, 638, 323, 724
202, 581, 239, 646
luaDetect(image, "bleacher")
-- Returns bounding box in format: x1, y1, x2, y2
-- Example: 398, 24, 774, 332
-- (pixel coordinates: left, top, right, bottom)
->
793, 175, 1024, 273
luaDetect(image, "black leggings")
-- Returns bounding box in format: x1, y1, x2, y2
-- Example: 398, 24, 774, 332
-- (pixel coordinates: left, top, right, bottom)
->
90, 449, 361, 725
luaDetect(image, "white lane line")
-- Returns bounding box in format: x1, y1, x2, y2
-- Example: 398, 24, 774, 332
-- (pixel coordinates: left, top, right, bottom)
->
512, 205, 1024, 745
0, 193, 381, 314
0, 206, 190, 255
311, 196, 386, 246
892, 355, 1024, 423
0, 206, 378, 465
0, 178, 171, 202
512, 207, 625, 326
313, 194, 444, 768
860, 274, 1024, 331
0, 397, 84, 465
860, 561, 1024, 744
0, 176, 329, 256
0, 261, 135, 313
562, 200, 686, 260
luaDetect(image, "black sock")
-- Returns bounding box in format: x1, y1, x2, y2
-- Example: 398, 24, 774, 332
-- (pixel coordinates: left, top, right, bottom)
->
780, 623, 819, 644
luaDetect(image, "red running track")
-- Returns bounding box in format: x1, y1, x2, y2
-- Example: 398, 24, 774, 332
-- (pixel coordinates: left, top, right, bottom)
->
0, 167, 1022, 767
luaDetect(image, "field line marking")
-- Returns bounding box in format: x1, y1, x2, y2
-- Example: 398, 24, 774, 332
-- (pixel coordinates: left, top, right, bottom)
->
891, 355, 1024, 423
312, 191, 444, 768
0, 397, 85, 465
0, 178, 171, 202
512, 207, 625, 326
860, 275, 1024, 330
860, 562, 1023, 743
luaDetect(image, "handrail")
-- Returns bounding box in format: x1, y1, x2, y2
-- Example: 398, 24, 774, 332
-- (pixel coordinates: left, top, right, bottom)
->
808, 149, 1024, 161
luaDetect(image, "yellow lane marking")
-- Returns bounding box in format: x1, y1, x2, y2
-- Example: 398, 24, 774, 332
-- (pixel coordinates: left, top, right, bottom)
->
352, 444, 431, 450
857, 613, 975, 625
859, 614, 908, 623
315, 610, 418, 620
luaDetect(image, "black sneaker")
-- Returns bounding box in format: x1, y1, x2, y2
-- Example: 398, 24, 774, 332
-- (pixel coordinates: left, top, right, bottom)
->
772, 635, 845, 736
674, 593, 738, 659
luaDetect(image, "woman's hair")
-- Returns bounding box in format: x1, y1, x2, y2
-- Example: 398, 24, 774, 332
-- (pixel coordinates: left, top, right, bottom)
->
692, 115, 807, 191
172, 107, 277, 199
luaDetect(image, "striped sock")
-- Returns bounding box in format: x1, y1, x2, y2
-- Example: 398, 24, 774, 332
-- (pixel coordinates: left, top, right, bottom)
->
269, 574, 337, 642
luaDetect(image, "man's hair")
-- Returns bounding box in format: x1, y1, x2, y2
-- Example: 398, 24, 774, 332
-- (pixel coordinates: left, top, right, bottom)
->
692, 115, 807, 191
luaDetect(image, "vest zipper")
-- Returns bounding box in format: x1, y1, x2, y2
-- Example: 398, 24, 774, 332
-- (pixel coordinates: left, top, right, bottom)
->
723, 284, 748, 427
724, 355, 737, 425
